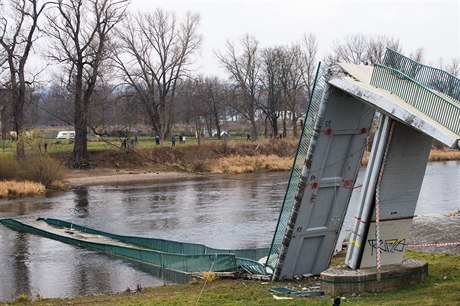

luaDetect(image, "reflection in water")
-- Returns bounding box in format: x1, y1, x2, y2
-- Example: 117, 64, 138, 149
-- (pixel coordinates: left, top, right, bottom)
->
74, 188, 89, 218
13, 232, 31, 298
0, 162, 458, 302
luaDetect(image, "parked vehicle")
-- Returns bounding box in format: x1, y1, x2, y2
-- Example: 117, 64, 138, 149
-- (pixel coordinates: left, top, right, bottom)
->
56, 131, 75, 139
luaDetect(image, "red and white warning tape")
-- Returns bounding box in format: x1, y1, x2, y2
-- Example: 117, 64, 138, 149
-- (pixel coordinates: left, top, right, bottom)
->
406, 242, 460, 247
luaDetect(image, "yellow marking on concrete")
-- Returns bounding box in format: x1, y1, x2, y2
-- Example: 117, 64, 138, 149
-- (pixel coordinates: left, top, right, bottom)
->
350, 239, 361, 247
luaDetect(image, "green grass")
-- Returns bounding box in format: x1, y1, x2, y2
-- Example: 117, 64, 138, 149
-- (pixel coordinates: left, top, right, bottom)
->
7, 251, 459, 305
0, 136, 269, 157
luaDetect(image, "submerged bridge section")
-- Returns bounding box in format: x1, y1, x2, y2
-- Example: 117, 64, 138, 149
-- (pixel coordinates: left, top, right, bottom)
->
267, 49, 460, 279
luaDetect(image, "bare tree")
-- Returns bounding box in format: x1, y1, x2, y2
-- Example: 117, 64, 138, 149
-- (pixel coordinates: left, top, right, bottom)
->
328, 34, 402, 69
113, 9, 202, 140
280, 33, 319, 138
409, 47, 425, 63
437, 57, 459, 76
445, 58, 460, 77
46, 0, 128, 166
0, 0, 48, 159
216, 35, 261, 140
367, 35, 401, 64
280, 46, 303, 138
88, 83, 116, 131
266, 37, 318, 139
331, 34, 369, 65
300, 33, 318, 101
178, 79, 205, 145
45, 76, 74, 126
195, 76, 226, 139
259, 46, 284, 137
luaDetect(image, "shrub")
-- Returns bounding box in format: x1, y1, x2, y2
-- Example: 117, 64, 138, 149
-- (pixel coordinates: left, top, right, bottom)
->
14, 294, 32, 302
201, 271, 217, 282
191, 159, 210, 173
0, 157, 18, 180
17, 156, 65, 187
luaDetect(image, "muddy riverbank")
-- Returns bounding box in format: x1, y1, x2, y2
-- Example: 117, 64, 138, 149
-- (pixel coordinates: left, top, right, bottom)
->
64, 168, 199, 187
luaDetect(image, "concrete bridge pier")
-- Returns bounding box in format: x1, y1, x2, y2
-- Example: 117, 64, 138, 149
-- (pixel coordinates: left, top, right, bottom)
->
321, 114, 433, 293
346, 115, 432, 270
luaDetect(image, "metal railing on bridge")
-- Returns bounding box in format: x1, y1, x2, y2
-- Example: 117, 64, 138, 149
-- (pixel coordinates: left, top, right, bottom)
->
382, 48, 460, 102
371, 64, 460, 135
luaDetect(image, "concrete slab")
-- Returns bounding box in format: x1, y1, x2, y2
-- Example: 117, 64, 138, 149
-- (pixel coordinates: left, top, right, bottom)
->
338, 63, 460, 107
329, 76, 460, 149
320, 259, 428, 294
333, 63, 460, 149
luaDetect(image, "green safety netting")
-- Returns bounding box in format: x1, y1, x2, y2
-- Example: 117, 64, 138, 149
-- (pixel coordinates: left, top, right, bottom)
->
0, 218, 268, 275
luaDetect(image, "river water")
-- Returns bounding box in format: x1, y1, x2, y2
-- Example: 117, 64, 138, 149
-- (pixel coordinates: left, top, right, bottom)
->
0, 161, 459, 301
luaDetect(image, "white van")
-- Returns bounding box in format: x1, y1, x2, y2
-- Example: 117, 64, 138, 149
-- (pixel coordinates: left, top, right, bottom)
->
56, 131, 75, 139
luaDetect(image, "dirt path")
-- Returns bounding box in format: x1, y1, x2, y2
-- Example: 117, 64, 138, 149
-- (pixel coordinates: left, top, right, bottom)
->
64, 168, 199, 187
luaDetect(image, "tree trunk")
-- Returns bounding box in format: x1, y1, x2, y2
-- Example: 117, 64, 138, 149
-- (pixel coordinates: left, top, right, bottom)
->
282, 110, 287, 138
72, 71, 88, 167
292, 117, 299, 138
205, 115, 212, 138
250, 115, 258, 141
269, 113, 279, 137
273, 118, 278, 137
194, 117, 201, 146
13, 88, 26, 160
73, 101, 88, 166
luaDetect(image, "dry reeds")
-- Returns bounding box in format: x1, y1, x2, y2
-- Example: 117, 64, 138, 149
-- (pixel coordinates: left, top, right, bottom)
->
429, 149, 460, 162
0, 180, 46, 198
210, 155, 292, 174
360, 149, 459, 167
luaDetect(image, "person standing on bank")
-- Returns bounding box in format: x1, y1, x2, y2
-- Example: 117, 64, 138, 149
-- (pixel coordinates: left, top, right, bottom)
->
171, 136, 176, 147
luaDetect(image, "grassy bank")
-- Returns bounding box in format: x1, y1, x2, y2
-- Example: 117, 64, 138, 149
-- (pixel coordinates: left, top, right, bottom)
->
1, 140, 459, 186
51, 140, 298, 174
49, 140, 460, 174
6, 251, 459, 305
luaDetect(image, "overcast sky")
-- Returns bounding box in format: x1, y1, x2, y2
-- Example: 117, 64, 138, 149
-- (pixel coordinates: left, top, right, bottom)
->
129, 0, 460, 77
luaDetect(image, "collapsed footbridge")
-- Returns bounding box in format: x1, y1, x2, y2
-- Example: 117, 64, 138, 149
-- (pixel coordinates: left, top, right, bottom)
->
266, 48, 460, 280
1, 49, 458, 283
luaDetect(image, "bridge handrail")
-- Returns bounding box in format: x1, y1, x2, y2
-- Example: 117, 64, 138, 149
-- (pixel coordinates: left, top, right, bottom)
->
383, 48, 460, 102
371, 63, 460, 135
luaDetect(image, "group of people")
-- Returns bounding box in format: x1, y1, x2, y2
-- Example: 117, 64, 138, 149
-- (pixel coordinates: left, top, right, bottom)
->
155, 134, 185, 147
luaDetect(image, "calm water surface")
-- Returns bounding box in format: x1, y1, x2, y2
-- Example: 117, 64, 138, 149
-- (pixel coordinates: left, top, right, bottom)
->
0, 161, 458, 301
